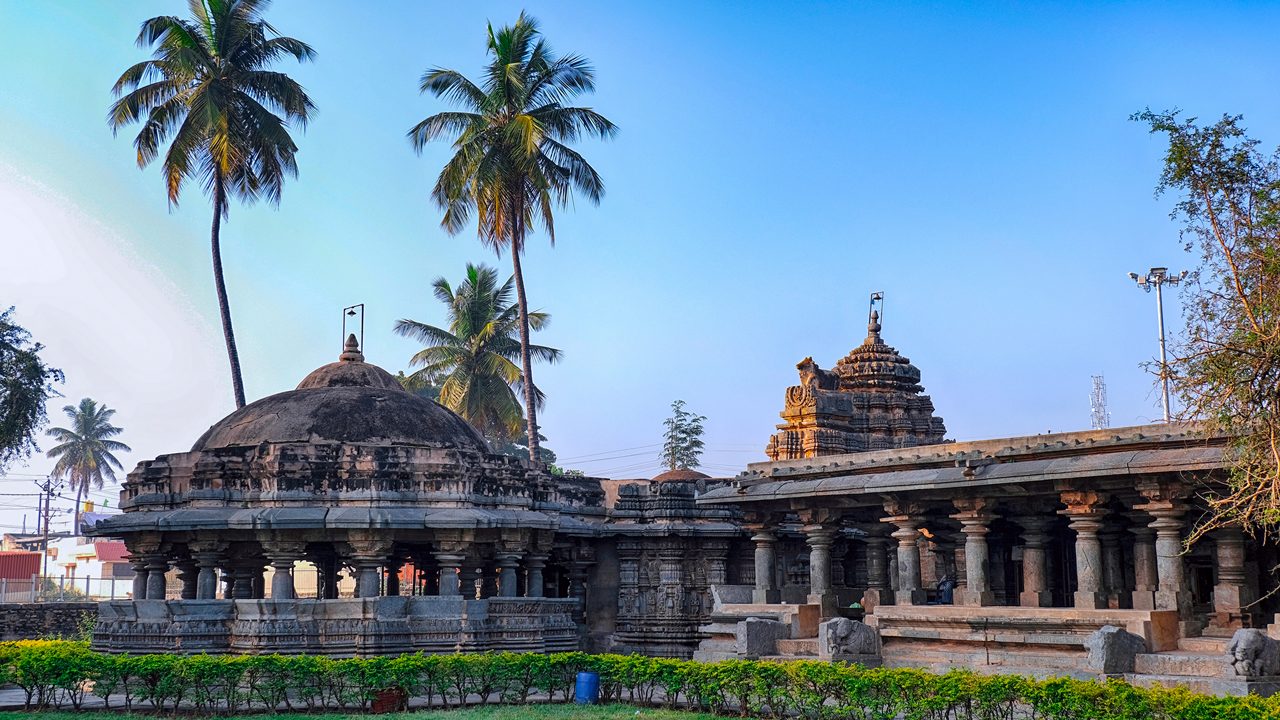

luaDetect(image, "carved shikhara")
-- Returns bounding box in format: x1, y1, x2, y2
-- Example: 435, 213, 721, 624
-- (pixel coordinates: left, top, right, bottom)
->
766, 312, 947, 460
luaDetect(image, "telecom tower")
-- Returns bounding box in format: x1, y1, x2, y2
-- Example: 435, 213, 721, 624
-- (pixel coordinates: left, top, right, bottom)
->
1090, 375, 1111, 430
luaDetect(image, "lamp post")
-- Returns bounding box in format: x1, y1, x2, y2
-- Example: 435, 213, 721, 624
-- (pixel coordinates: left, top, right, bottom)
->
1127, 267, 1186, 423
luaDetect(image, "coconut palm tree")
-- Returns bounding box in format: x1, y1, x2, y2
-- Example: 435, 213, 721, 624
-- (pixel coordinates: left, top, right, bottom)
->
45, 399, 131, 533
395, 263, 561, 442
408, 12, 615, 459
108, 0, 316, 409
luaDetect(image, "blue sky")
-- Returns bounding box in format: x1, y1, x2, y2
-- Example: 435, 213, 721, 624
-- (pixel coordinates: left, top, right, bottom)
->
3, 1, 1280, 525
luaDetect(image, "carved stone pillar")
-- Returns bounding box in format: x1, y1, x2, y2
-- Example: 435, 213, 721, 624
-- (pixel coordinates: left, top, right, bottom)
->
751, 530, 780, 604
1210, 527, 1253, 630
524, 554, 548, 598
347, 536, 392, 599
1100, 529, 1125, 608
264, 540, 306, 601
883, 504, 927, 605
434, 553, 464, 596
497, 553, 522, 597
129, 556, 149, 600
1059, 490, 1108, 609
952, 498, 995, 606
190, 542, 225, 600
384, 559, 403, 597
1017, 515, 1052, 607
177, 561, 198, 600
1129, 517, 1158, 610
145, 555, 169, 601
861, 525, 894, 611
1136, 480, 1192, 617
804, 525, 838, 615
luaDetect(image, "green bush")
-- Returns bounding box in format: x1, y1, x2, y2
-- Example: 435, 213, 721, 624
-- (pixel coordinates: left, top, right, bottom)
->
2, 639, 1279, 718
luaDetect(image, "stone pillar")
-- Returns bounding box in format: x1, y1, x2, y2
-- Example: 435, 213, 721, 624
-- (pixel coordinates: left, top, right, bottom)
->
1060, 490, 1108, 609
1135, 482, 1192, 617
264, 542, 305, 601
177, 561, 198, 600
1017, 515, 1053, 607
751, 530, 780, 604
497, 554, 522, 597
1129, 520, 1158, 610
232, 564, 256, 600
883, 508, 927, 605
129, 556, 149, 600
347, 537, 392, 599
804, 525, 838, 615
861, 527, 894, 611
190, 544, 224, 601
145, 556, 169, 601
434, 553, 464, 596
1210, 527, 1253, 630
1100, 529, 1125, 609
524, 554, 548, 598
384, 560, 402, 597
952, 498, 995, 606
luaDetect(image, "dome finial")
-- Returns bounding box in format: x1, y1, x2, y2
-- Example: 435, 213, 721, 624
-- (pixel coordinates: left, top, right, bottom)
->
867, 309, 882, 342
339, 333, 364, 362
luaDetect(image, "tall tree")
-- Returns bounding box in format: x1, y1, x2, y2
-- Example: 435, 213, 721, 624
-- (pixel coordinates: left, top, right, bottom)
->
109, 0, 316, 409
1134, 109, 1280, 542
409, 12, 616, 459
46, 398, 131, 533
661, 400, 707, 471
394, 263, 561, 442
0, 308, 64, 473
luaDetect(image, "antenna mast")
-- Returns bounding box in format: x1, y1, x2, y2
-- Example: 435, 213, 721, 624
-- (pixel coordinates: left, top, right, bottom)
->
1090, 375, 1111, 430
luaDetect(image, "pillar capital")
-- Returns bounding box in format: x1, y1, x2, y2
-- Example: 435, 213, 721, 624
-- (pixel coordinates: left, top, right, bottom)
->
1059, 489, 1109, 515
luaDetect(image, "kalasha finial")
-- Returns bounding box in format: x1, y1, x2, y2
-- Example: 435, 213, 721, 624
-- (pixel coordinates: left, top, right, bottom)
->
867, 310, 882, 341
339, 333, 364, 362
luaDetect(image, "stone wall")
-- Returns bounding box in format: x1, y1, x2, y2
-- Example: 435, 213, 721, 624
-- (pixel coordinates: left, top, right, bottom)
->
0, 602, 96, 640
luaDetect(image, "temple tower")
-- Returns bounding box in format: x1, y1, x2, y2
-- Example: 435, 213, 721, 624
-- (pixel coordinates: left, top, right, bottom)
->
765, 310, 947, 460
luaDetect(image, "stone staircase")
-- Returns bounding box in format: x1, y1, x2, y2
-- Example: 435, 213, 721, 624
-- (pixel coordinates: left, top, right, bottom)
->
770, 637, 818, 659
1128, 635, 1232, 695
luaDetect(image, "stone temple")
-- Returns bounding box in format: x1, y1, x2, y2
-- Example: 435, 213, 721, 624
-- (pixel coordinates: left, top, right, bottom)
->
90, 318, 1280, 695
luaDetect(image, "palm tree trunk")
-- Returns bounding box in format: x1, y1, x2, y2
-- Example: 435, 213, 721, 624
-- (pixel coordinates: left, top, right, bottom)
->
509, 246, 541, 462
211, 173, 247, 409
72, 482, 83, 536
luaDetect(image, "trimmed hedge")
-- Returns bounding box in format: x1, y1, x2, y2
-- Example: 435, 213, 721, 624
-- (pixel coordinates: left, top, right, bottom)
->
1, 640, 1277, 719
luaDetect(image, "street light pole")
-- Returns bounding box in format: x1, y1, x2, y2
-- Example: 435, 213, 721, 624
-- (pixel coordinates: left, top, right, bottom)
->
1127, 266, 1186, 423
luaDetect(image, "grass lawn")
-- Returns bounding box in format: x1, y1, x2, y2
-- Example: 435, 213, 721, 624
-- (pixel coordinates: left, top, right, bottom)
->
0, 704, 727, 720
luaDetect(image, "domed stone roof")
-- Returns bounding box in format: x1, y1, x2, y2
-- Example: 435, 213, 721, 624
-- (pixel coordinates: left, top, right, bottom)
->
651, 468, 711, 483
191, 335, 487, 452
831, 311, 925, 393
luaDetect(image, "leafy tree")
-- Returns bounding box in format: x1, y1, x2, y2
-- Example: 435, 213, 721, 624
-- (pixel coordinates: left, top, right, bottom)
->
109, 0, 316, 409
394, 263, 561, 442
0, 308, 64, 473
395, 370, 441, 403
661, 400, 706, 471
46, 398, 131, 533
409, 11, 616, 459
488, 429, 557, 465
1135, 109, 1280, 541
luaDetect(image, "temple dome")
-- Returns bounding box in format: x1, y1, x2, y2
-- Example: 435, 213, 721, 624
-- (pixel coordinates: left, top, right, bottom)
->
831, 311, 925, 393
191, 335, 487, 452
651, 468, 711, 483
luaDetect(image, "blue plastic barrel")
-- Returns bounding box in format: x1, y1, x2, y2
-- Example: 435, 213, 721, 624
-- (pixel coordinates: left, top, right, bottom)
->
575, 671, 600, 705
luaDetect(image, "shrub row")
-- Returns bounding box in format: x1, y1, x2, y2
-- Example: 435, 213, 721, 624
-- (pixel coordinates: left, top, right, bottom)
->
1, 640, 1277, 719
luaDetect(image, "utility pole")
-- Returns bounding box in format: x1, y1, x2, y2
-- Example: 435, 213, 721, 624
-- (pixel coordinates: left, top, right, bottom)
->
34, 476, 61, 585
1127, 267, 1186, 423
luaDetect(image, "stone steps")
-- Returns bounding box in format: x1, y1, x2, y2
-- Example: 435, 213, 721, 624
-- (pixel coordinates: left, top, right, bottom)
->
1126, 673, 1220, 695
775, 638, 817, 656
1177, 636, 1230, 653
1133, 651, 1229, 677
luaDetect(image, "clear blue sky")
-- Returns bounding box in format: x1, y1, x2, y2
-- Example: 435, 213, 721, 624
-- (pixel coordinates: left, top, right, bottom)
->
3, 1, 1280, 521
